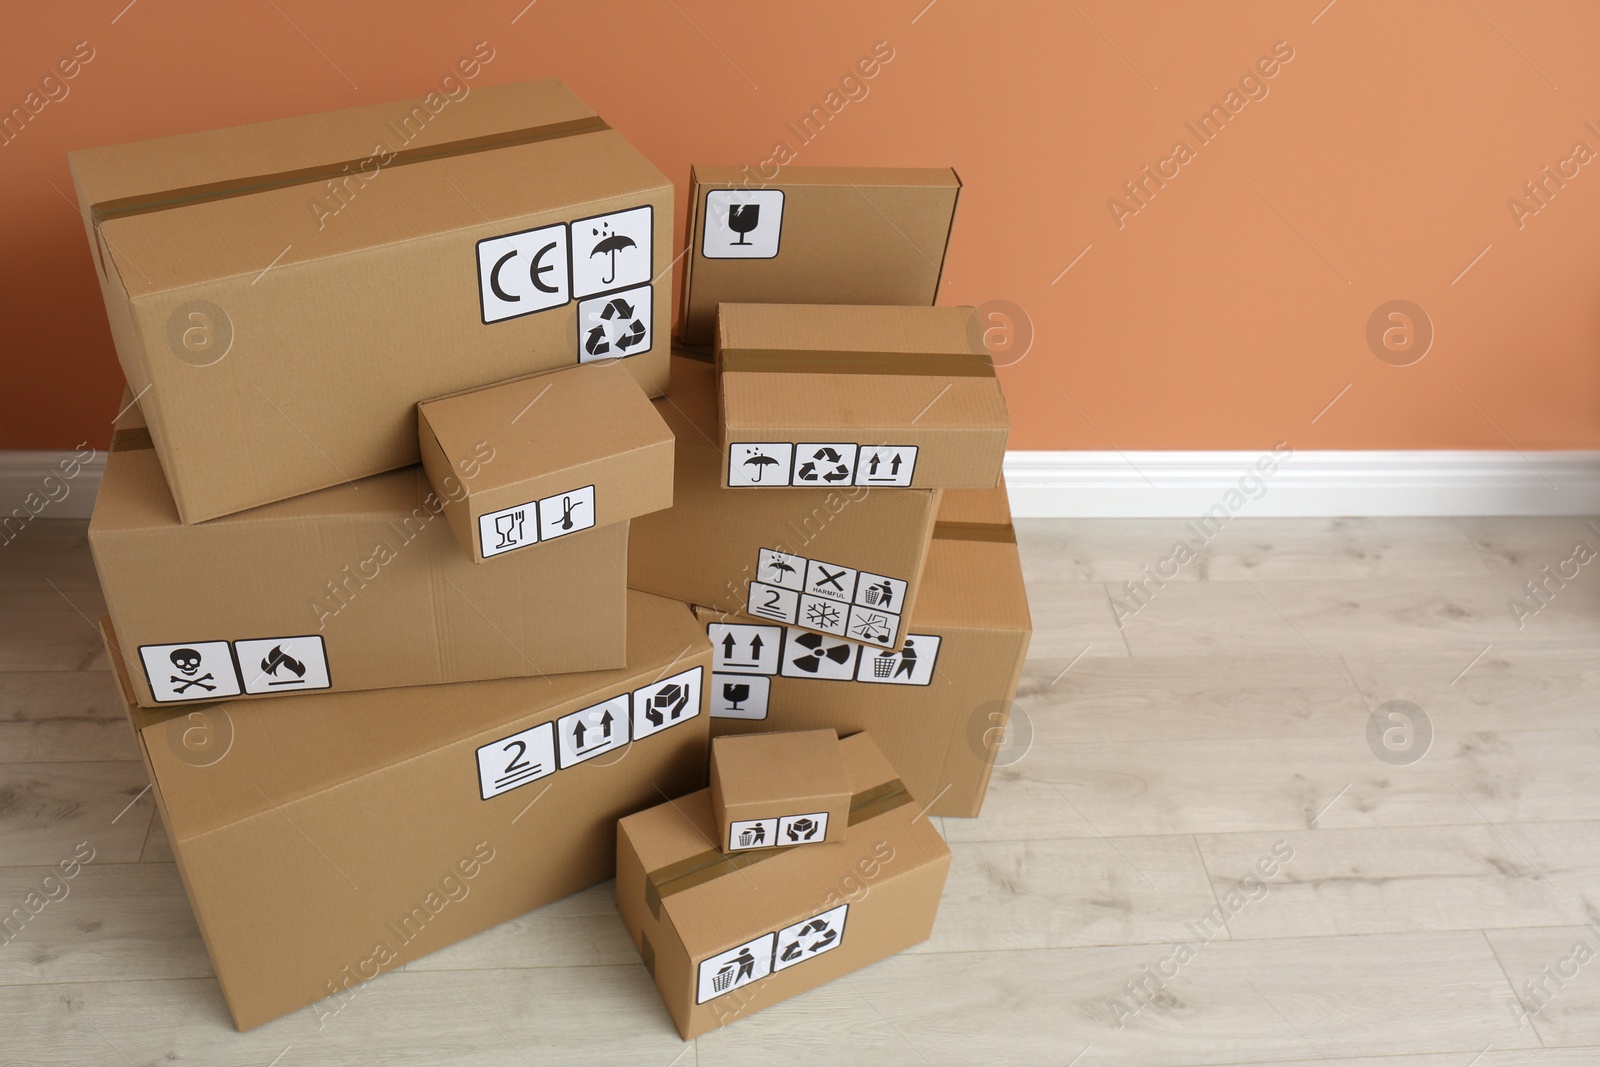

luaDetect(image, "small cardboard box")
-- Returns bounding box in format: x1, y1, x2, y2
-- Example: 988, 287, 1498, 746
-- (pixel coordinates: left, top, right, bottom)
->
616, 731, 950, 1039
716, 303, 1010, 490
679, 165, 960, 346
629, 352, 940, 652
698, 480, 1031, 817
105, 589, 712, 1031
90, 417, 627, 707
70, 78, 672, 523
710, 730, 850, 852
418, 363, 675, 563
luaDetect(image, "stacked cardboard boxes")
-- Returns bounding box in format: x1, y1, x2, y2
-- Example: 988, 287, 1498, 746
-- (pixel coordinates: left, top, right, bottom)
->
72, 81, 1029, 1039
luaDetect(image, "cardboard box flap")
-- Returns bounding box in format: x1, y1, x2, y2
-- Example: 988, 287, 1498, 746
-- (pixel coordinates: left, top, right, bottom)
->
113, 590, 707, 841
70, 80, 669, 296
915, 485, 1030, 633
711, 730, 847, 808
936, 480, 1014, 527
691, 164, 960, 191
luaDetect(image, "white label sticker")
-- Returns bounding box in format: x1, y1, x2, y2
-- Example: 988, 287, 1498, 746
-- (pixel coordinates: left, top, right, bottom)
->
711, 673, 770, 719
235, 635, 331, 695
709, 622, 783, 675
846, 605, 901, 648
792, 443, 858, 487
747, 581, 800, 624
538, 484, 596, 541
578, 283, 653, 362
727, 817, 779, 851
779, 630, 859, 680
855, 445, 919, 487
702, 189, 784, 260
479, 501, 537, 558
477, 223, 571, 325
556, 694, 630, 768
476, 721, 557, 800
632, 667, 703, 740
803, 559, 858, 605
728, 443, 794, 486
856, 634, 941, 685
853, 571, 907, 613
570, 205, 653, 298
773, 904, 847, 972
697, 932, 776, 1003
756, 549, 806, 591
797, 595, 849, 636
778, 812, 829, 846
139, 641, 242, 703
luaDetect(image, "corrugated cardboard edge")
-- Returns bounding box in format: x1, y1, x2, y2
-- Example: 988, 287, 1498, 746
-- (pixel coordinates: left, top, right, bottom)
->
931, 168, 963, 304
677, 165, 706, 343
416, 408, 479, 563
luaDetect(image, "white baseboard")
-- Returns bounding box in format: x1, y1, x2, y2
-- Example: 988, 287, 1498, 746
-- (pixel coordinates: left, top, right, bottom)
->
1004, 450, 1600, 517
3, 449, 1597, 522
0, 449, 105, 523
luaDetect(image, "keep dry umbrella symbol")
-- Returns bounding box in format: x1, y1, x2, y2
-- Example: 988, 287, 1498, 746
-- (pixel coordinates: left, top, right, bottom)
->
743, 447, 781, 482
588, 223, 636, 286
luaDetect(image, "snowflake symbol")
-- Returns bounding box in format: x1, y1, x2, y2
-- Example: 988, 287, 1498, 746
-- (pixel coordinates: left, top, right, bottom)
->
805, 603, 842, 628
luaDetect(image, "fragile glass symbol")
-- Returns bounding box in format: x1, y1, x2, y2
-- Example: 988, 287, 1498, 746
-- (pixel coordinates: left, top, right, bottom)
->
721, 681, 751, 712
727, 203, 760, 245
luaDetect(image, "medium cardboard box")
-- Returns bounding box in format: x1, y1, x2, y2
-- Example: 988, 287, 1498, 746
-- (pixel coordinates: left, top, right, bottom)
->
678, 165, 960, 346
90, 421, 627, 707
709, 730, 850, 852
70, 78, 672, 523
717, 303, 1010, 490
629, 352, 940, 652
105, 590, 711, 1031
697, 481, 1031, 817
418, 363, 675, 563
616, 731, 950, 1039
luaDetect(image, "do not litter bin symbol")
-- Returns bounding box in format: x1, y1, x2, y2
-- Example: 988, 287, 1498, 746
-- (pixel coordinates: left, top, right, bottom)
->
872, 653, 896, 679
712, 968, 735, 993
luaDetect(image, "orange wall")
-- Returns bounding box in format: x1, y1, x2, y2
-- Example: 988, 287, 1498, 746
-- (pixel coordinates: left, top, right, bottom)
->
5, 1, 1599, 452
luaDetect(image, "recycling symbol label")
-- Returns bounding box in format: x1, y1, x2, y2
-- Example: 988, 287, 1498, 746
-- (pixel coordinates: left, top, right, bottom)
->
577, 283, 653, 363
774, 904, 847, 972
793, 443, 858, 486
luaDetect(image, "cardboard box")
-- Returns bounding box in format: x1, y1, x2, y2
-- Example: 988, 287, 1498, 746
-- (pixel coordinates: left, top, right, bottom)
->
629, 352, 940, 652
418, 363, 674, 563
90, 423, 628, 707
105, 589, 711, 1031
697, 481, 1031, 817
710, 730, 850, 852
717, 303, 1010, 490
678, 165, 960, 346
616, 731, 950, 1039
70, 78, 672, 523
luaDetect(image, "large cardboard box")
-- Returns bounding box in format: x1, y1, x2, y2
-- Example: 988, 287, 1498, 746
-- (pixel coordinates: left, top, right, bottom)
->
698, 482, 1031, 817
106, 590, 712, 1031
710, 730, 850, 852
629, 352, 940, 652
616, 732, 950, 1039
70, 78, 672, 523
717, 303, 1010, 490
679, 165, 960, 346
418, 363, 674, 563
91, 422, 628, 707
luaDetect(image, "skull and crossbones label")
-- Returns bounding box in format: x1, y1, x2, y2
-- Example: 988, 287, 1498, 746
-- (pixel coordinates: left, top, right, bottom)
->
138, 641, 241, 702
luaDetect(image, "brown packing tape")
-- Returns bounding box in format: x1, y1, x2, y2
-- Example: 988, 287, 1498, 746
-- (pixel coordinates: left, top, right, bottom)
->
644, 778, 911, 920
931, 520, 1016, 544
719, 347, 995, 379
89, 117, 612, 223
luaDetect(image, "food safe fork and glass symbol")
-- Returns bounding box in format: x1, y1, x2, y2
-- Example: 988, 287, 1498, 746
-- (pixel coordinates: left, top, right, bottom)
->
168, 648, 215, 694
493, 509, 526, 550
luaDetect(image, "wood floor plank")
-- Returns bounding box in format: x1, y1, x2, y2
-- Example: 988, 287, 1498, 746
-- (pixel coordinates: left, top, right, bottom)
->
0, 671, 135, 763
947, 728, 1600, 841
0, 761, 153, 865
1199, 516, 1494, 581
1485, 924, 1600, 1048
1196, 822, 1600, 939
0, 519, 101, 591
1457, 516, 1600, 578
1345, 648, 1600, 733
1016, 517, 1209, 584
0, 588, 110, 672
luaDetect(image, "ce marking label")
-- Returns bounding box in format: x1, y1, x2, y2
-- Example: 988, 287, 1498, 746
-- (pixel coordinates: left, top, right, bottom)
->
477, 222, 572, 324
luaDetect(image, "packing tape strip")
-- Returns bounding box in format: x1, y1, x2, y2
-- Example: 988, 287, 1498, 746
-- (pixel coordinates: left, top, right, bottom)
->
90, 116, 611, 224
718, 347, 995, 379
931, 520, 1016, 544
643, 777, 911, 920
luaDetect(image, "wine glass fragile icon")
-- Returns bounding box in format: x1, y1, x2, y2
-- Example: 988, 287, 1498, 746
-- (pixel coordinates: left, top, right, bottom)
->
726, 203, 760, 245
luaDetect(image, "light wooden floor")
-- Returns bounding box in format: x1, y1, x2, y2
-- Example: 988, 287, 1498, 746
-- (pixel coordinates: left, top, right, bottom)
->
4, 515, 1599, 1066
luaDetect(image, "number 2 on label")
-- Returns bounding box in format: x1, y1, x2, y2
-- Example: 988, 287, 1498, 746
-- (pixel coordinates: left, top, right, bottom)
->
503, 739, 530, 775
